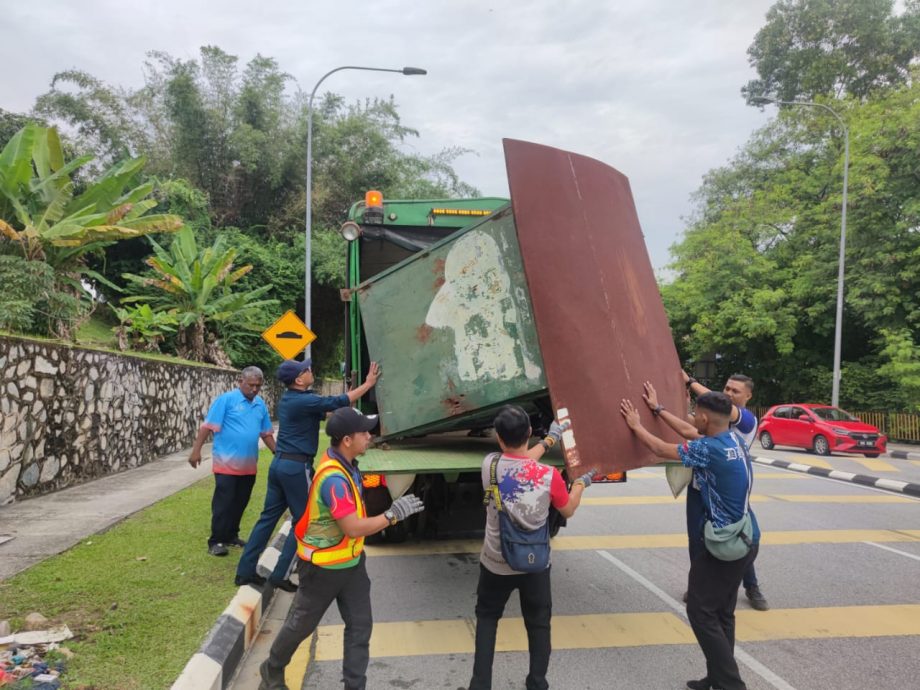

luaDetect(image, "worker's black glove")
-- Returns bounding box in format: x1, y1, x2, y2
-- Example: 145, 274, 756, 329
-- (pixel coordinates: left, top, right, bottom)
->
389, 493, 425, 522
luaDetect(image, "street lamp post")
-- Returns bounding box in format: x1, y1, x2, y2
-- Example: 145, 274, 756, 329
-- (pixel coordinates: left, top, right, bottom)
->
755, 97, 849, 407
303, 65, 427, 358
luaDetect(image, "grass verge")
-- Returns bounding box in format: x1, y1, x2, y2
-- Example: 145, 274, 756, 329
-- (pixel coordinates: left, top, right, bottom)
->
0, 445, 322, 689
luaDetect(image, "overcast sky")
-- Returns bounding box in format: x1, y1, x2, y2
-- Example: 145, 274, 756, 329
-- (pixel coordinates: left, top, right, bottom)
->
2, 0, 776, 271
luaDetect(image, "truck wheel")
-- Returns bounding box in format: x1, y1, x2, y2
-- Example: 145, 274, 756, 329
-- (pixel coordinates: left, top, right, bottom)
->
383, 520, 409, 543
864, 453, 880, 458
759, 431, 774, 450
813, 435, 830, 456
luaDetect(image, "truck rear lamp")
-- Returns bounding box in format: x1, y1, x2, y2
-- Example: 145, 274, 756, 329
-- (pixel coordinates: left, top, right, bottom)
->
590, 472, 627, 484
362, 473, 386, 488
340, 221, 362, 241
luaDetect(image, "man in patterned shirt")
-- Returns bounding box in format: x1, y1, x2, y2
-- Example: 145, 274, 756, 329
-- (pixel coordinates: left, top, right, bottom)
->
469, 404, 592, 690
642, 373, 767, 612
622, 392, 760, 690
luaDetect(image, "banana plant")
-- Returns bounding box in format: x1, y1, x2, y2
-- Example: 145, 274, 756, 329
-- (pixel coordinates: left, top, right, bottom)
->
122, 225, 278, 364
0, 124, 183, 275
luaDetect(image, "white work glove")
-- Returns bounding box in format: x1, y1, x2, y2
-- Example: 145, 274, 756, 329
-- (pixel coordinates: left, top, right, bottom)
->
389, 493, 425, 522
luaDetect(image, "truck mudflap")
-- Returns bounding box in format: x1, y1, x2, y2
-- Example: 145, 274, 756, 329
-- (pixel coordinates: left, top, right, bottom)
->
355, 140, 686, 474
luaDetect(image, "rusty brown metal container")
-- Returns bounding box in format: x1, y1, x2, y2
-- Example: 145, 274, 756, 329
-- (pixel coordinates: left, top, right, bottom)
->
354, 139, 686, 472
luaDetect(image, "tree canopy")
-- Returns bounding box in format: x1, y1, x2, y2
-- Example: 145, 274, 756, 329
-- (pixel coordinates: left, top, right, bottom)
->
742, 0, 920, 103
27, 46, 477, 374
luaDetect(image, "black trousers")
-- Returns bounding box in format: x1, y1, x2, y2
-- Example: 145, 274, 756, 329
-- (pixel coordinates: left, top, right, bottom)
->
687, 486, 759, 589
469, 564, 552, 690
209, 473, 256, 547
267, 554, 372, 690
686, 543, 759, 690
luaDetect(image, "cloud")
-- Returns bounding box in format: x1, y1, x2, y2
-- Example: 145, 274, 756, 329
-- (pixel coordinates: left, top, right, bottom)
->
0, 0, 774, 269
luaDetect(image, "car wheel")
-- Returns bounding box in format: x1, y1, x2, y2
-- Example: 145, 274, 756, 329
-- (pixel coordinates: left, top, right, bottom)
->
759, 431, 774, 450
813, 435, 830, 456
864, 453, 880, 459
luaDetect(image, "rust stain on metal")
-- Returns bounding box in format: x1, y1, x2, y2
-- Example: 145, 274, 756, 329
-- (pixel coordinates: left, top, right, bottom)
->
416, 323, 433, 343
441, 393, 470, 417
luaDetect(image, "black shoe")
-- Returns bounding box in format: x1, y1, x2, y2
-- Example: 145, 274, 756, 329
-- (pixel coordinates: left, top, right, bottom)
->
258, 660, 288, 690
270, 578, 298, 593
682, 590, 689, 604
687, 679, 720, 690
229, 537, 247, 548
746, 585, 769, 611
235, 573, 266, 587
208, 543, 229, 557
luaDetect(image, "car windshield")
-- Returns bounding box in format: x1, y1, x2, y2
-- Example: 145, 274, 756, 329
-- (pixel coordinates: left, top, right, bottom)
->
810, 407, 858, 422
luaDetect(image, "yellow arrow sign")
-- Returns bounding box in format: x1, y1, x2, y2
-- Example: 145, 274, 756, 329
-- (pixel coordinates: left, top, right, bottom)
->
262, 310, 317, 360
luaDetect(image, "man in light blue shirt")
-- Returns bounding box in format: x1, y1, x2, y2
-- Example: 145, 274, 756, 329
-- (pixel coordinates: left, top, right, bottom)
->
189, 367, 275, 556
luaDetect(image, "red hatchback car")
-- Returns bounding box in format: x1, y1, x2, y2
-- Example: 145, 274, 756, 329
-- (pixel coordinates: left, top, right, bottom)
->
758, 404, 887, 457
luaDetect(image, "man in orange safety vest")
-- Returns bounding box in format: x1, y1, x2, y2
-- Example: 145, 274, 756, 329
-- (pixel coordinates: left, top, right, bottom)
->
258, 406, 424, 690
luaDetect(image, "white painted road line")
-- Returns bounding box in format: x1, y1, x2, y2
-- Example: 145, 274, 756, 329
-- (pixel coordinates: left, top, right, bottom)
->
864, 541, 920, 563
595, 550, 797, 690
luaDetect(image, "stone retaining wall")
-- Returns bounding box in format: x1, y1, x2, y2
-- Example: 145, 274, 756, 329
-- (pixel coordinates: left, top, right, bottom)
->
0, 336, 284, 505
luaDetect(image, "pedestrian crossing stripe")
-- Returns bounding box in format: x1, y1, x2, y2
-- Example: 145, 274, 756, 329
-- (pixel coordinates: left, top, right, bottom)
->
579, 494, 916, 506
299, 604, 920, 661
364, 529, 920, 557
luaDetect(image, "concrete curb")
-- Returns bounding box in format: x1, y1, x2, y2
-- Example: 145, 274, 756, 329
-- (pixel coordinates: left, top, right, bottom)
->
752, 456, 920, 498
171, 519, 293, 690
890, 449, 920, 461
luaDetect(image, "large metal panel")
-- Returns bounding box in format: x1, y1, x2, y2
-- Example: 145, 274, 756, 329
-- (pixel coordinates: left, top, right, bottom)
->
355, 207, 547, 437
503, 139, 687, 472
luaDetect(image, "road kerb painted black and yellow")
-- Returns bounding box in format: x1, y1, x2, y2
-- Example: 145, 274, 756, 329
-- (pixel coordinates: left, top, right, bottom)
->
171, 521, 293, 690
752, 455, 920, 497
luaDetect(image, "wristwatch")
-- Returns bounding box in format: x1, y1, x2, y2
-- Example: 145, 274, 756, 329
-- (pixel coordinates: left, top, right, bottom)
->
384, 509, 398, 526
653, 404, 664, 417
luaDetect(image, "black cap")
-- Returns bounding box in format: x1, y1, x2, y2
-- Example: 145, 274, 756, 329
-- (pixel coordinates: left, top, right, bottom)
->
326, 407, 379, 438
276, 359, 312, 385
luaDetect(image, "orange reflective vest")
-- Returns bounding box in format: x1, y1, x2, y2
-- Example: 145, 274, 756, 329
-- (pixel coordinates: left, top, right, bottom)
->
295, 451, 366, 566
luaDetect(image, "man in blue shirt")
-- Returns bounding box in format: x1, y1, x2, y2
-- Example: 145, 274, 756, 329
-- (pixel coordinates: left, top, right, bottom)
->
234, 358, 380, 590
643, 373, 768, 612
189, 367, 276, 557
622, 392, 759, 690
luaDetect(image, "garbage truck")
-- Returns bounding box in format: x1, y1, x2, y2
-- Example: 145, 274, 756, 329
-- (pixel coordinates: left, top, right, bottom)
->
338, 139, 687, 538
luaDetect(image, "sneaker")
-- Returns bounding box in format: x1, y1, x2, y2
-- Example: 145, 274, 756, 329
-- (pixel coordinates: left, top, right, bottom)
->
258, 659, 288, 690
270, 578, 298, 593
208, 543, 229, 557
229, 537, 247, 548
745, 586, 769, 611
235, 574, 267, 587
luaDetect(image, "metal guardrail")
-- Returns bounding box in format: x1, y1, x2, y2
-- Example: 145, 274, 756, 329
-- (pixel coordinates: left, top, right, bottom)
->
751, 407, 920, 443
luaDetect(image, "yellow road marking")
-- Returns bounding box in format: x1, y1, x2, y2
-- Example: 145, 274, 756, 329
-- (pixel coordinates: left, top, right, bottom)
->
365, 529, 920, 557
736, 605, 920, 641
624, 469, 813, 480
852, 457, 899, 473
309, 605, 920, 661
912, 460, 920, 468
581, 494, 914, 506
789, 454, 833, 469
285, 632, 313, 687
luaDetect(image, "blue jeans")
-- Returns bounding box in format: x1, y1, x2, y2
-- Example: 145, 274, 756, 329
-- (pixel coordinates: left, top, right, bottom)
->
236, 456, 312, 582
687, 485, 759, 590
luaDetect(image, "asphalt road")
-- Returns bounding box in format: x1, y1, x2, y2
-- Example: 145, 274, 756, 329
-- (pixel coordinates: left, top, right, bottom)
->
230, 458, 920, 690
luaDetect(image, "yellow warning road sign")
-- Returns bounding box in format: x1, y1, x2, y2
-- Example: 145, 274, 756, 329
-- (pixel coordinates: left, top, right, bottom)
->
262, 310, 317, 360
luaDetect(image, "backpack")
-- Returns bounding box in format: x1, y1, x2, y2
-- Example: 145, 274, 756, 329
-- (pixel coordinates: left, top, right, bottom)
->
483, 454, 550, 573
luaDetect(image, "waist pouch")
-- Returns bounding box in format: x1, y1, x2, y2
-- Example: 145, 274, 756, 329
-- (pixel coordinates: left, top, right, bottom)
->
703, 513, 753, 561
